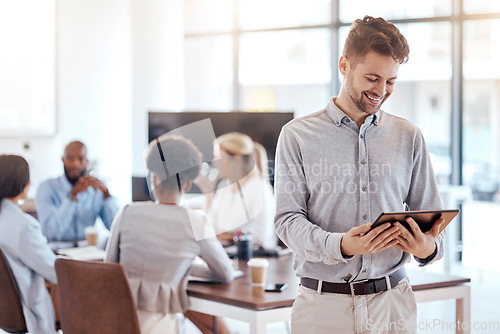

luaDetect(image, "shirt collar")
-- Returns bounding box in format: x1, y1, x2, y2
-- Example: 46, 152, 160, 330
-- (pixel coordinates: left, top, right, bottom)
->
326, 97, 380, 127
1, 198, 22, 213
59, 174, 75, 191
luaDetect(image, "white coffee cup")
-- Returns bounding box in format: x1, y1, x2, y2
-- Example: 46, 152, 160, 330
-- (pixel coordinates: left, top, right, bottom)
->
84, 226, 98, 246
247, 258, 269, 286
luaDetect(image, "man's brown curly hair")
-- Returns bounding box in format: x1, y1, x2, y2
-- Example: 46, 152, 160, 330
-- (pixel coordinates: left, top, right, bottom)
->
343, 16, 410, 66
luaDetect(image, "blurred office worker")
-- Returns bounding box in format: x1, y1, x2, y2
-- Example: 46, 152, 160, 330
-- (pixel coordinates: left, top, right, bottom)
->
275, 16, 444, 333
106, 134, 233, 334
197, 132, 277, 249
0, 155, 58, 333
36, 141, 118, 243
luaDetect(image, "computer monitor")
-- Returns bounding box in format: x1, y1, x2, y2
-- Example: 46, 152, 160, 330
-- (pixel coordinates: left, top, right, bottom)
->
131, 176, 152, 202
132, 111, 295, 200
148, 111, 294, 164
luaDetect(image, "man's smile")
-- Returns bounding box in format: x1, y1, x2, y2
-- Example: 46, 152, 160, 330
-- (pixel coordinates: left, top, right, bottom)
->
364, 92, 384, 105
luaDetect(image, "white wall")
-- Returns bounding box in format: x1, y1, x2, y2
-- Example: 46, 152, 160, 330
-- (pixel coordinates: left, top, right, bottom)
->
57, 0, 132, 204
131, 0, 184, 175
0, 0, 184, 205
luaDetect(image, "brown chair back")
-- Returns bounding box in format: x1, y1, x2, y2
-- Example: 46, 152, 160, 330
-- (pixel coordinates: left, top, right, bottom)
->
0, 248, 28, 334
55, 258, 141, 334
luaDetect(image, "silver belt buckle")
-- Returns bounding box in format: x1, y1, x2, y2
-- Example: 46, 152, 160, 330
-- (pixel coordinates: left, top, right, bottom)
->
349, 279, 369, 297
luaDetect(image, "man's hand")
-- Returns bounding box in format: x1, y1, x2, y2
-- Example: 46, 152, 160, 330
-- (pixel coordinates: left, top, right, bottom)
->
393, 217, 444, 259
340, 222, 401, 256
70, 175, 111, 201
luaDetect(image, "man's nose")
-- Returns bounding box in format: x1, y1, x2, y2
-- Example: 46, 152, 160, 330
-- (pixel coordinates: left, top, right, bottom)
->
67, 159, 80, 168
373, 81, 386, 97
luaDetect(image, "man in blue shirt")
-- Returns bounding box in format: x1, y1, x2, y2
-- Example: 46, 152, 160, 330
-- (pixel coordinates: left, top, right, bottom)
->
36, 141, 119, 244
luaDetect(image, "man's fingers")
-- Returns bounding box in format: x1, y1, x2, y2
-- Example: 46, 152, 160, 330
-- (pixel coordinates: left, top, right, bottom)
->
367, 227, 400, 253
363, 223, 393, 240
80, 175, 103, 185
372, 239, 399, 253
369, 224, 399, 245
395, 222, 415, 241
406, 217, 422, 235
430, 218, 445, 237
349, 223, 373, 236
395, 235, 409, 248
393, 243, 405, 252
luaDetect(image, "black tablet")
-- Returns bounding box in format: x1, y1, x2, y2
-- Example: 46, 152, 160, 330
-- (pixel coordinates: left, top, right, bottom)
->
370, 209, 460, 234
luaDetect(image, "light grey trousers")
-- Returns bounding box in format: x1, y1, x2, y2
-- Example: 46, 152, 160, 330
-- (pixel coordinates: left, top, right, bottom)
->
291, 277, 417, 334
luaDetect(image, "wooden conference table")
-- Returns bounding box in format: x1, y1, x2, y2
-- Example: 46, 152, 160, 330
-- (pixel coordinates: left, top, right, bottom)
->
187, 255, 471, 334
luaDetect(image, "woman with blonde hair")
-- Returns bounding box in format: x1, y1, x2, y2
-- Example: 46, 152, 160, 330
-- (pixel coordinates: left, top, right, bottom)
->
197, 132, 277, 249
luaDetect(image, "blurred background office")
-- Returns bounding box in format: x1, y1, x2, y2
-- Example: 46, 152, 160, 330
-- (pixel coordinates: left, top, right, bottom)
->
1, 0, 499, 331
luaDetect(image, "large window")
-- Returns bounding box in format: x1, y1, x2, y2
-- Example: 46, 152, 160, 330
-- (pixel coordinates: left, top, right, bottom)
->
340, 0, 451, 21
184, 35, 233, 110
463, 19, 500, 201
239, 29, 331, 114
184, 0, 333, 116
0, 1, 56, 136
239, 0, 331, 30
184, 0, 500, 204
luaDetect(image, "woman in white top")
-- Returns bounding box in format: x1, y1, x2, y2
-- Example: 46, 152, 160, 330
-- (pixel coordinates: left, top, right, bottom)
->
198, 132, 277, 249
0, 155, 58, 334
106, 135, 234, 334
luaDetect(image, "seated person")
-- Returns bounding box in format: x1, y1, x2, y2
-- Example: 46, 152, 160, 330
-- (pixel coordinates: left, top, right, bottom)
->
36, 140, 119, 245
105, 134, 234, 334
197, 132, 277, 249
0, 155, 58, 333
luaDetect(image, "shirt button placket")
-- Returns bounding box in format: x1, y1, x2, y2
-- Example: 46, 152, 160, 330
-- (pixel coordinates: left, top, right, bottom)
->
359, 128, 370, 227
359, 126, 372, 277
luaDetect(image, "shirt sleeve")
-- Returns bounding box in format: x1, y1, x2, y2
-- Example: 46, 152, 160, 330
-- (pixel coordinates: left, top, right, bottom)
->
104, 206, 126, 263
99, 196, 120, 230
406, 130, 445, 266
196, 218, 234, 283
18, 218, 57, 284
35, 181, 78, 241
251, 182, 277, 249
274, 127, 351, 265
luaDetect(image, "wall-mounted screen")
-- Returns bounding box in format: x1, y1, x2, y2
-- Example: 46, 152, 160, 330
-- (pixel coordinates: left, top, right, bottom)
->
132, 111, 294, 201
148, 111, 294, 165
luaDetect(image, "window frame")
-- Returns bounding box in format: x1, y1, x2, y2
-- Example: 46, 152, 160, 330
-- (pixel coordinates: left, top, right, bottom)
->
184, 0, 500, 186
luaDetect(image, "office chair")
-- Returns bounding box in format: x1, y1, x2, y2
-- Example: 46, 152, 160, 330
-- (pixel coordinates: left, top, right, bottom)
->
0, 248, 28, 334
55, 258, 141, 334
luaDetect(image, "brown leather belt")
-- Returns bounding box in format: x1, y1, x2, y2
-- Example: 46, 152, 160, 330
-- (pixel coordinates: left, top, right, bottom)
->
300, 268, 406, 296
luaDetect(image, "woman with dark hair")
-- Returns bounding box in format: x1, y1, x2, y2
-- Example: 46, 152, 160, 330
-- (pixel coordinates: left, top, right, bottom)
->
105, 135, 234, 334
0, 155, 58, 333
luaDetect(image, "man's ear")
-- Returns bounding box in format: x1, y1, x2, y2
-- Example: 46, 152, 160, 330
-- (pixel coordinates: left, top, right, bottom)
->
339, 56, 350, 76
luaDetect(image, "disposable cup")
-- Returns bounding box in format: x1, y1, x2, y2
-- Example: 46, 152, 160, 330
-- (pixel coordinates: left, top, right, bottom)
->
247, 258, 269, 286
85, 226, 98, 246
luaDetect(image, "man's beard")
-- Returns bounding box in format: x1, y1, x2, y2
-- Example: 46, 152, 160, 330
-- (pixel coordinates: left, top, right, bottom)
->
64, 167, 86, 185
345, 74, 386, 115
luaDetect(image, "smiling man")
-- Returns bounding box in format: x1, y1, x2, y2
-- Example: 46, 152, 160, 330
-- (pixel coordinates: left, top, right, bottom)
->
36, 141, 119, 244
275, 17, 444, 333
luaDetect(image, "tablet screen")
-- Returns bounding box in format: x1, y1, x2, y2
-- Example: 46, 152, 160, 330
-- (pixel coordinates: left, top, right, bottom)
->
370, 209, 460, 234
